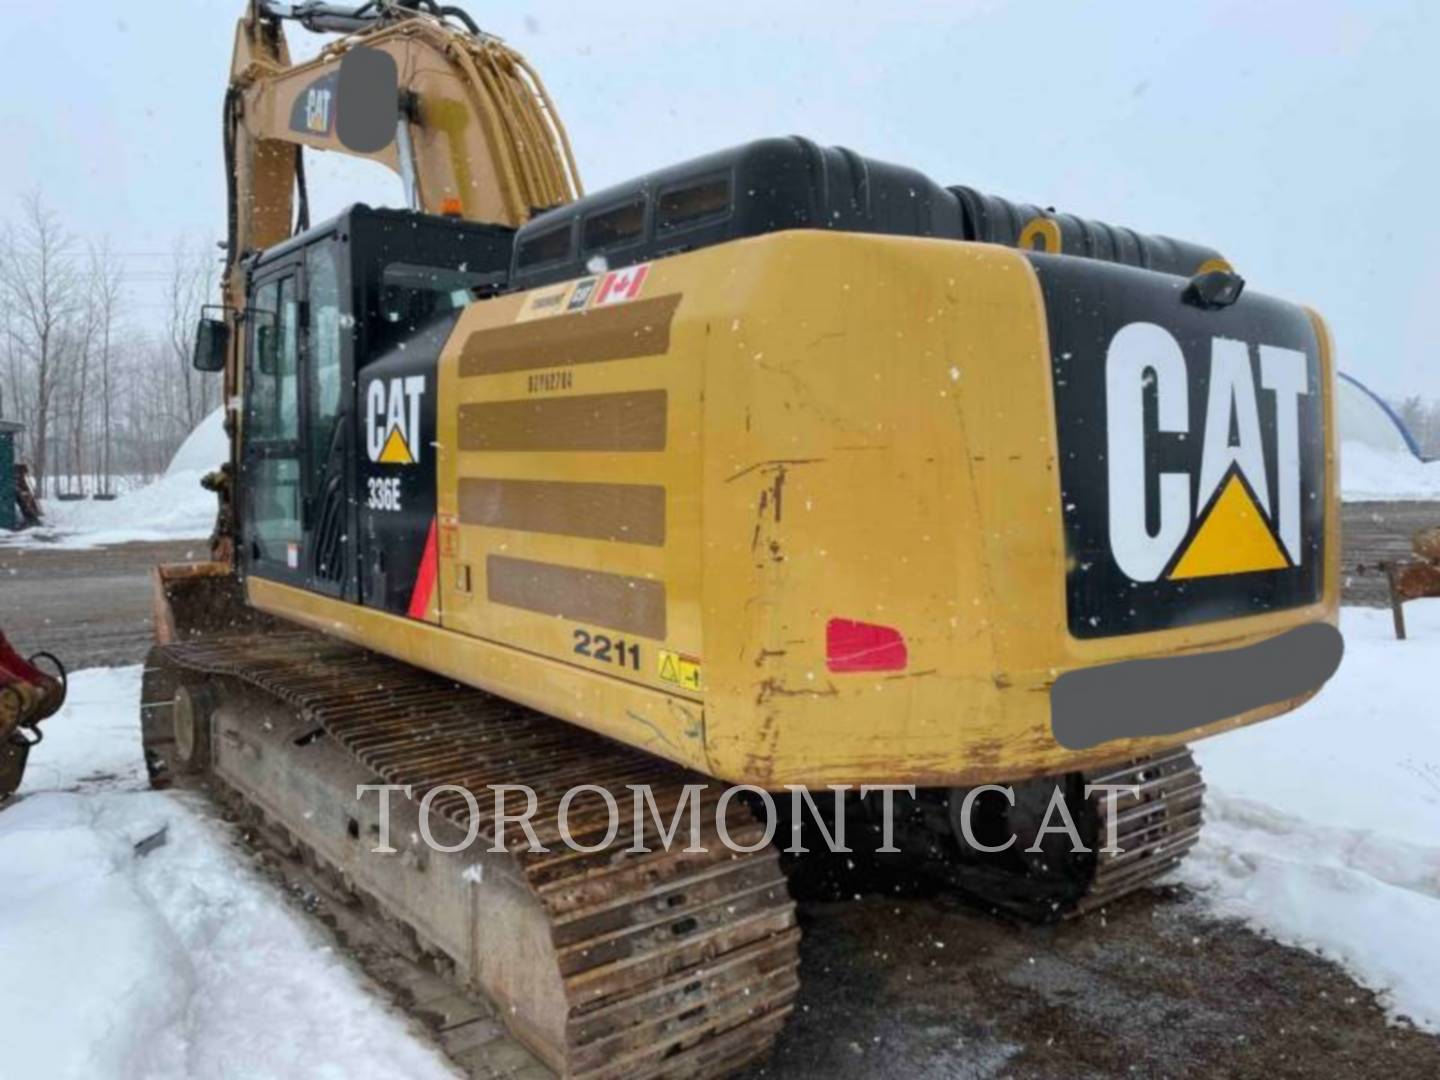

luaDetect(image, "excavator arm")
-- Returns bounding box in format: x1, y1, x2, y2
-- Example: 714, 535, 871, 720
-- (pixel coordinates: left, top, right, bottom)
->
204, 0, 581, 558
226, 0, 580, 264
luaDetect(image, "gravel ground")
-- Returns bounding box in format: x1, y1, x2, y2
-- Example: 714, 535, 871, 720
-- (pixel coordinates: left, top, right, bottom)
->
748, 870, 1440, 1079
4, 533, 1439, 1079
0, 539, 204, 667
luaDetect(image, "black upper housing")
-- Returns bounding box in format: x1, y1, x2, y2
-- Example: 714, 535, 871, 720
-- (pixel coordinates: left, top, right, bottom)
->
508, 136, 1222, 291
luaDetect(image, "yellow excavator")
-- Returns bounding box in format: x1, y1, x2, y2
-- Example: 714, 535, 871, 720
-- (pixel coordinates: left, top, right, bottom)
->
142, 2, 1343, 1076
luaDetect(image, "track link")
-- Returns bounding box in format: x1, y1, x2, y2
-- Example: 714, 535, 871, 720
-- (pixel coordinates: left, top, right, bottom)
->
1074, 747, 1205, 915
863, 747, 1205, 922
143, 630, 799, 1079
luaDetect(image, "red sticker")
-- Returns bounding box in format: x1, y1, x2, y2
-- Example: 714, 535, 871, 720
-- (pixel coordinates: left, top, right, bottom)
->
825, 618, 908, 673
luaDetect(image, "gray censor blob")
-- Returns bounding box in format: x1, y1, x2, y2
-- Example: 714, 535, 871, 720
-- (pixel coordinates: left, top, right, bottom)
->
1050, 622, 1344, 750
336, 46, 399, 154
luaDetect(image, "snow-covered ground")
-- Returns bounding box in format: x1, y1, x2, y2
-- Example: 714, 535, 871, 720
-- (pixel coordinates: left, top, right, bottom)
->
0, 668, 455, 1080
1340, 441, 1440, 502
2, 605, 1438, 1076
1179, 602, 1440, 1032
3, 409, 227, 550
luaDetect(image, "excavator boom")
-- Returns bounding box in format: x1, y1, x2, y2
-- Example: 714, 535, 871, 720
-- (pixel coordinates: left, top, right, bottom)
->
213, 0, 581, 507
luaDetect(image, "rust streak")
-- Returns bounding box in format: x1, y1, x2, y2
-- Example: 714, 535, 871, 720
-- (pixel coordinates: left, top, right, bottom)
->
882, 669, 939, 681
754, 678, 839, 707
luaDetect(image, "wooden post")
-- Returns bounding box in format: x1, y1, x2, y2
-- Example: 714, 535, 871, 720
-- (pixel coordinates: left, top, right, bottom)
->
1385, 562, 1407, 641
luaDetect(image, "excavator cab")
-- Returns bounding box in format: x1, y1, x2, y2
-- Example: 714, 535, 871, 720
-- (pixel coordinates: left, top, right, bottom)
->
231, 206, 510, 608
163, 205, 510, 643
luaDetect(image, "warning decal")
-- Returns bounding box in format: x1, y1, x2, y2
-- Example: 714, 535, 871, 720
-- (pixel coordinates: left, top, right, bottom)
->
657, 649, 702, 692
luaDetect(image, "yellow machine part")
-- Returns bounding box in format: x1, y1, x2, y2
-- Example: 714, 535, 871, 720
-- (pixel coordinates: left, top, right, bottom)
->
251, 230, 1339, 789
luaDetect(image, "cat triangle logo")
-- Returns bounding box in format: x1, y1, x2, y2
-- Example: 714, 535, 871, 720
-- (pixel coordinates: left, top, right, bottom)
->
365, 375, 425, 466
1168, 467, 1290, 580
377, 426, 415, 465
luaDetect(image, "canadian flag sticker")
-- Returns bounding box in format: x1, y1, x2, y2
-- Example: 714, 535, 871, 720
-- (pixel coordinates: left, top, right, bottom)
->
592, 263, 651, 307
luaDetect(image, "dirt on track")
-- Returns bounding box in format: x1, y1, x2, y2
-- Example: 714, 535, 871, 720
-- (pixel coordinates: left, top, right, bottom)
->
4, 536, 1440, 1079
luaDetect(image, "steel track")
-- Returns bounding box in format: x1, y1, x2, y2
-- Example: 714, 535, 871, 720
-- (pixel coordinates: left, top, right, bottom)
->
142, 630, 800, 1079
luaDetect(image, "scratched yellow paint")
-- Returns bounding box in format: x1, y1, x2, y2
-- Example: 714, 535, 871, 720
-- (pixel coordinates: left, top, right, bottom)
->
251, 231, 1341, 789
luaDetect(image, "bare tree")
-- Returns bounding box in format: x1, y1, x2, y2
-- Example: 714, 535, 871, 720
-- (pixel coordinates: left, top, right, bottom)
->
166, 236, 219, 431
88, 239, 124, 494
60, 279, 99, 494
0, 192, 80, 490
0, 202, 223, 495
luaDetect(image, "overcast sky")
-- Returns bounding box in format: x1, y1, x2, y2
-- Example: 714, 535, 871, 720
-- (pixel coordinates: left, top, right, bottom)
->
1, 0, 1434, 399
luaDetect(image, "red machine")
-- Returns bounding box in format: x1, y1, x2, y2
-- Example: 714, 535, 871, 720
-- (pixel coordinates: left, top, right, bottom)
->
0, 633, 66, 799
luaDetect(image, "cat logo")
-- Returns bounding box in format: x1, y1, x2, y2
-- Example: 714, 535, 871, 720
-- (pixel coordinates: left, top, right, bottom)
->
305, 86, 332, 133
289, 72, 339, 138
366, 376, 425, 466
1106, 322, 1310, 583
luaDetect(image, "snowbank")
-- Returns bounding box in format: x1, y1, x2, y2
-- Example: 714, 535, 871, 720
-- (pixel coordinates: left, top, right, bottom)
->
24, 469, 219, 548
165, 407, 228, 478
1180, 602, 1440, 1031
1, 669, 455, 1080
1341, 441, 1440, 502
3, 409, 226, 550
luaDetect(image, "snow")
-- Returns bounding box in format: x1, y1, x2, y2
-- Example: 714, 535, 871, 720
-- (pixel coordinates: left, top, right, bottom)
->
2, 409, 226, 550
165, 408, 229, 478
1337, 375, 1415, 459
0, 667, 455, 1080
14, 470, 219, 549
1180, 602, 1440, 1031
1340, 440, 1440, 502
14, 666, 149, 794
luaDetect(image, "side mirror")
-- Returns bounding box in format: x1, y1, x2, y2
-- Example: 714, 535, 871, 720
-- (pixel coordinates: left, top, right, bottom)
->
193, 310, 229, 373
336, 45, 399, 154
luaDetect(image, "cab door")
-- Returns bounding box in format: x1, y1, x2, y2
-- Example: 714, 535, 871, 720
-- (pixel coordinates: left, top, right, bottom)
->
241, 269, 306, 583
241, 242, 357, 598
300, 241, 354, 599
